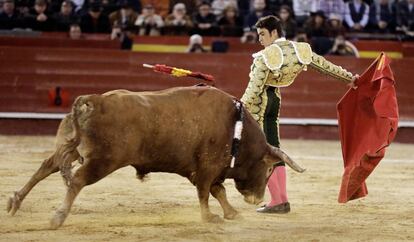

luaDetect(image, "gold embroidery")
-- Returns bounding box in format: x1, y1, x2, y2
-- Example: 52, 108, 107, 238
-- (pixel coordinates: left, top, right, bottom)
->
293, 42, 312, 65
241, 56, 270, 123
257, 88, 268, 128
261, 45, 283, 70
265, 42, 305, 87
243, 40, 354, 128
309, 53, 354, 83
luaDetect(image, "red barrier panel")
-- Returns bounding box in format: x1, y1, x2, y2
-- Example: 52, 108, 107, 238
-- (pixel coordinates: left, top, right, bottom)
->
0, 46, 413, 142
402, 43, 414, 57
352, 40, 402, 52
0, 36, 120, 49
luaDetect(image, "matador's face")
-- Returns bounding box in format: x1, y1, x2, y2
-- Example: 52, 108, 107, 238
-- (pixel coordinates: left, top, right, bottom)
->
257, 28, 278, 48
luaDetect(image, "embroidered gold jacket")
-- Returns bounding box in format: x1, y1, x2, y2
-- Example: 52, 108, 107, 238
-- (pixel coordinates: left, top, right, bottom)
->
241, 39, 355, 126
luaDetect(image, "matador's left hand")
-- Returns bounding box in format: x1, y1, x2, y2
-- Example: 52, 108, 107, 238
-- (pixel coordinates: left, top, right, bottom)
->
348, 74, 359, 89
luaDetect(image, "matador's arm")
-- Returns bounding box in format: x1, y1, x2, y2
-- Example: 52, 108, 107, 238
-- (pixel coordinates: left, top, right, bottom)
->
240, 55, 269, 121
309, 53, 355, 84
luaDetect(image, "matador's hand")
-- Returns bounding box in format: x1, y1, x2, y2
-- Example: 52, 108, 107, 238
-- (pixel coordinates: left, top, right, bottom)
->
348, 74, 359, 89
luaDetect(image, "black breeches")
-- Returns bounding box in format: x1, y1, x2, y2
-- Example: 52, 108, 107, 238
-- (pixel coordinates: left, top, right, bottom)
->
263, 87, 284, 166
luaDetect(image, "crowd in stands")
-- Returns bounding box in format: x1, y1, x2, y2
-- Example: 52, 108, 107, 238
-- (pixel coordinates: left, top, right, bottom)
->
0, 0, 413, 52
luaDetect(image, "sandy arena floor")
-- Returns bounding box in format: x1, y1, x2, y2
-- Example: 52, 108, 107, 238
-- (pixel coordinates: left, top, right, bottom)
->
0, 135, 413, 241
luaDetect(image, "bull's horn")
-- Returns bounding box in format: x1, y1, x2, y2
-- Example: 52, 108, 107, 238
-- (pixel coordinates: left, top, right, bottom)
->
268, 146, 306, 173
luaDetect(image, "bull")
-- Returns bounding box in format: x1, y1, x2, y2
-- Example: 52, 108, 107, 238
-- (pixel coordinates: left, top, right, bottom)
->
7, 86, 305, 229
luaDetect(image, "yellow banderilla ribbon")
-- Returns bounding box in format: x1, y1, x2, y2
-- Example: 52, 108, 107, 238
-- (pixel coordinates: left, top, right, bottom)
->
171, 68, 192, 77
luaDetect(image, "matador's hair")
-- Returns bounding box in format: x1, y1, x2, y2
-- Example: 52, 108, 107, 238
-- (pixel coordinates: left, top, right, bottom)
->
255, 15, 285, 37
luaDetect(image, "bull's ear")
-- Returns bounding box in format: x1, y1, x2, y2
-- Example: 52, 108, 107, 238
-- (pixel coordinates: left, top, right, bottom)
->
224, 168, 247, 179
263, 145, 283, 166
263, 153, 283, 167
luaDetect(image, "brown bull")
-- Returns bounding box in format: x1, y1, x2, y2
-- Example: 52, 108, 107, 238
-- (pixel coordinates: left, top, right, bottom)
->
7, 86, 304, 229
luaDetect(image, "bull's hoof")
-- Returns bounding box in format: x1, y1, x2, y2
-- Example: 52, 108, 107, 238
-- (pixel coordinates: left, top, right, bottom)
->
7, 192, 21, 216
203, 213, 224, 223
224, 210, 242, 220
50, 210, 66, 230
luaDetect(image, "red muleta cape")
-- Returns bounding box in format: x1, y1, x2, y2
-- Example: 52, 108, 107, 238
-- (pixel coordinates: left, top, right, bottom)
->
337, 53, 399, 203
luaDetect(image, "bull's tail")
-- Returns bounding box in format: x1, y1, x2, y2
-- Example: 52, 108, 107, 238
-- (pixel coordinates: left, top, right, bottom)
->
229, 99, 244, 168
58, 96, 88, 186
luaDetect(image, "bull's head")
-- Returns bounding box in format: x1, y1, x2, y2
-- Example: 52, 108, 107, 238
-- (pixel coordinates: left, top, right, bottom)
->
226, 145, 305, 205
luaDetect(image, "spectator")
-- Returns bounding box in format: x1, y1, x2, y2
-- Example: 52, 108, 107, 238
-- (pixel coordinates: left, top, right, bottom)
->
134, 4, 164, 36
292, 0, 315, 26
305, 10, 331, 55
164, 2, 193, 35
237, 0, 250, 16
25, 0, 54, 31
266, 0, 293, 14
187, 34, 207, 52
396, 0, 414, 32
101, 0, 118, 16
48, 0, 65, 13
72, 0, 86, 13
140, 0, 169, 17
119, 0, 141, 13
326, 13, 346, 37
368, 0, 395, 33
53, 0, 78, 31
217, 4, 243, 36
211, 0, 237, 17
314, 0, 346, 22
304, 10, 328, 38
243, 0, 271, 32
191, 2, 220, 36
15, 0, 33, 15
111, 21, 134, 49
329, 35, 360, 57
278, 4, 296, 39
0, 0, 23, 29
240, 30, 257, 43
241, 0, 271, 43
345, 0, 374, 5
344, 0, 370, 31
68, 23, 82, 39
169, 0, 197, 16
80, 0, 111, 33
293, 29, 309, 43
108, 1, 138, 28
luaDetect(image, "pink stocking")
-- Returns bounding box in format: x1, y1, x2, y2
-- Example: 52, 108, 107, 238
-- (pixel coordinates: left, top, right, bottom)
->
275, 166, 288, 203
266, 169, 283, 206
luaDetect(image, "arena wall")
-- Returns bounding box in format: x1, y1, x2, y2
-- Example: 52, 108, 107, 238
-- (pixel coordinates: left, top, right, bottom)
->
0, 45, 413, 142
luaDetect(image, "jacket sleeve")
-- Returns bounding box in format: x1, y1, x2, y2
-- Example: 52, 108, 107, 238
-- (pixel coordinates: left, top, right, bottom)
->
309, 52, 355, 84
241, 55, 269, 121
294, 42, 355, 83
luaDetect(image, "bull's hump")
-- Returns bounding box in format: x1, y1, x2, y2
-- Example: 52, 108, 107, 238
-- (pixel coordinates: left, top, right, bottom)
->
102, 89, 133, 96
99, 87, 230, 108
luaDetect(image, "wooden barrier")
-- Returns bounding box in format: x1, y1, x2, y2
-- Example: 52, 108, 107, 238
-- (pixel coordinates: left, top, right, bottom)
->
1, 33, 413, 57
132, 35, 261, 53
0, 45, 413, 142
0, 35, 120, 49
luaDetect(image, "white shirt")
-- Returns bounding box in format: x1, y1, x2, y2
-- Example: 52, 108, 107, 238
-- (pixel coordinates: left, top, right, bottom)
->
345, 0, 369, 27
293, 0, 316, 16
72, 0, 85, 12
